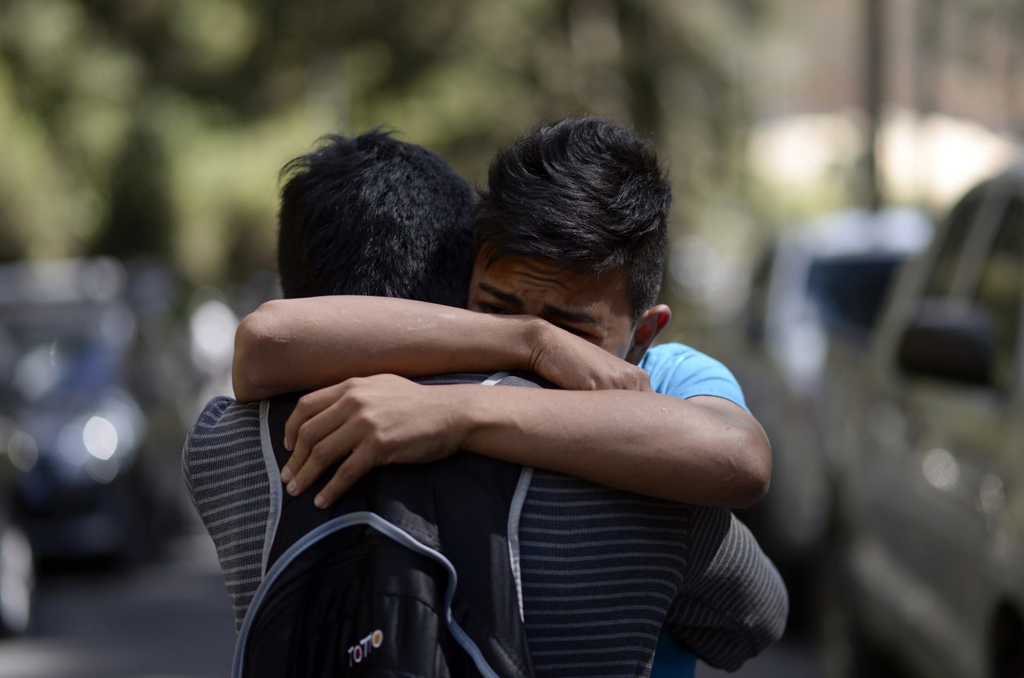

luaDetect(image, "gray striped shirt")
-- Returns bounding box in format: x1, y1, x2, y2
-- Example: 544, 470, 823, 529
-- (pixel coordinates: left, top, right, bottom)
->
518, 472, 786, 675
183, 400, 270, 620
183, 397, 787, 676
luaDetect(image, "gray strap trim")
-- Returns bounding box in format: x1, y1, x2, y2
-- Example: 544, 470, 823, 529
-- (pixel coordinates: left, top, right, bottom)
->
232, 511, 501, 678
481, 370, 511, 386
448, 615, 503, 678
507, 466, 534, 623
485, 371, 530, 624
258, 401, 283, 578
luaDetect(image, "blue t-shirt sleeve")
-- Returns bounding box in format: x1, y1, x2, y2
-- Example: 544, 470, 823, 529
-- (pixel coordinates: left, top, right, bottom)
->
639, 343, 749, 414
650, 629, 697, 678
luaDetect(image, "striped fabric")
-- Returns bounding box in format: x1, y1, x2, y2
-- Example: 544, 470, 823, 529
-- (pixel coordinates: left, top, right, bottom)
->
182, 397, 788, 673
519, 473, 787, 677
182, 397, 269, 630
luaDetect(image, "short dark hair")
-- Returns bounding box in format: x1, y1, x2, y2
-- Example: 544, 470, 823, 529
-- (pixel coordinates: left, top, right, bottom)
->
475, 117, 671, 323
277, 130, 474, 306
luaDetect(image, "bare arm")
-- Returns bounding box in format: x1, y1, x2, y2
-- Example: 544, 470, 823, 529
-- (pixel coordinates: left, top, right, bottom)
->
233, 297, 650, 401
464, 389, 769, 506
281, 375, 771, 508
234, 296, 771, 508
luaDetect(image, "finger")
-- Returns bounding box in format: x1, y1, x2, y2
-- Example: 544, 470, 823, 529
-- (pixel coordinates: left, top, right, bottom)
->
629, 369, 653, 393
284, 383, 346, 451
287, 420, 361, 497
313, 448, 377, 509
282, 394, 355, 486
281, 385, 351, 484
613, 366, 651, 393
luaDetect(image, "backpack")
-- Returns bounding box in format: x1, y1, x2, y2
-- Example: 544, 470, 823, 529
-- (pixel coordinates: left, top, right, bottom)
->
233, 372, 542, 678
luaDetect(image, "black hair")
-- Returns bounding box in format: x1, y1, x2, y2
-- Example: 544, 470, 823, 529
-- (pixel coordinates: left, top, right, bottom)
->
277, 129, 474, 306
475, 117, 671, 324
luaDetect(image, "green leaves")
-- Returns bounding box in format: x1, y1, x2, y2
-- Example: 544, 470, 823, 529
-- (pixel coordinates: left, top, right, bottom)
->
0, 0, 761, 284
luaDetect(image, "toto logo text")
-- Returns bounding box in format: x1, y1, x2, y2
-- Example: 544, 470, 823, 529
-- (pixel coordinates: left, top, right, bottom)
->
348, 629, 385, 666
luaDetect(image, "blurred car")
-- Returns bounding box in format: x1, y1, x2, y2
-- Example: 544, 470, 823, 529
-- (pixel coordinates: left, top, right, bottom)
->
823, 164, 1024, 678
0, 258, 169, 562
724, 208, 933, 625
0, 417, 34, 635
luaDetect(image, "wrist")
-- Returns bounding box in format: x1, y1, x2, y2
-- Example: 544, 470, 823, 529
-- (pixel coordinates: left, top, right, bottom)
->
518, 316, 551, 374
443, 385, 488, 449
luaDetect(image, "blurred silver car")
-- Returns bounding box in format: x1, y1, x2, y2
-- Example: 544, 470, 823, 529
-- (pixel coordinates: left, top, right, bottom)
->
722, 208, 932, 626
823, 165, 1024, 678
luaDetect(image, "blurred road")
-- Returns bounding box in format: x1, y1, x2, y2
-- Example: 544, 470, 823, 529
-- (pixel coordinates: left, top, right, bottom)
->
0, 531, 824, 678
697, 638, 824, 678
0, 534, 236, 678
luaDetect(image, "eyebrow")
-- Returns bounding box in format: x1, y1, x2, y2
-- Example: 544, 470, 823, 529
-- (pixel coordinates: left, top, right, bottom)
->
477, 282, 600, 325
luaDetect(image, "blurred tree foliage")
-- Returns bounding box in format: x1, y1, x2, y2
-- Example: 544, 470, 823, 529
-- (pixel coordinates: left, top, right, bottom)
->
0, 0, 765, 285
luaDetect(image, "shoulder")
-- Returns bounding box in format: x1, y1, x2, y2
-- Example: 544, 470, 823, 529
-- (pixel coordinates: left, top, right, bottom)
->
188, 396, 261, 439
183, 397, 262, 468
640, 343, 748, 412
639, 343, 734, 381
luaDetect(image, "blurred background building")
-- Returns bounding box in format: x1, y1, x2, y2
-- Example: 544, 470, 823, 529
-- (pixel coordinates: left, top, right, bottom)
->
0, 1, 1021, 677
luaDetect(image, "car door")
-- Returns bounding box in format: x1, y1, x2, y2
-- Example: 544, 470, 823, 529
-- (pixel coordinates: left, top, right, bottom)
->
853, 185, 1024, 676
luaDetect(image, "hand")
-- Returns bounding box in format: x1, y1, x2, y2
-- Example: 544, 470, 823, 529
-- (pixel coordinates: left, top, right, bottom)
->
280, 374, 466, 508
528, 323, 652, 392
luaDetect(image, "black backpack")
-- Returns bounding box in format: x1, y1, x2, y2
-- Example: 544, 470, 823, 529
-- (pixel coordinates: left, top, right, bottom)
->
232, 372, 543, 678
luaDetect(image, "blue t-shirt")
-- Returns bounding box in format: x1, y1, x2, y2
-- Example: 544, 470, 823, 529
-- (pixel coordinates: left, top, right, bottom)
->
641, 342, 748, 678
640, 342, 749, 413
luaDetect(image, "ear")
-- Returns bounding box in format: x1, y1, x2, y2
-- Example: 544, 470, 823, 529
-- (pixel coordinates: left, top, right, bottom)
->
624, 304, 671, 365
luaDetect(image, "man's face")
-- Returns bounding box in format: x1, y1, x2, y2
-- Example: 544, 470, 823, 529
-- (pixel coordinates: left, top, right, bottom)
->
466, 250, 637, 359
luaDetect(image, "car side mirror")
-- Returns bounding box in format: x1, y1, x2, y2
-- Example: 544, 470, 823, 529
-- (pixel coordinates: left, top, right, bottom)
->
897, 300, 996, 385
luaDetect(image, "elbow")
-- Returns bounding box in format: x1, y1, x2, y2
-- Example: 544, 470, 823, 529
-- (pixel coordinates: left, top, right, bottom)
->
729, 426, 773, 509
231, 303, 278, 402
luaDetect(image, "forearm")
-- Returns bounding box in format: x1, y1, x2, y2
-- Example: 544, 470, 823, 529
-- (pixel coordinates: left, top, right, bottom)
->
233, 297, 542, 402
455, 387, 771, 507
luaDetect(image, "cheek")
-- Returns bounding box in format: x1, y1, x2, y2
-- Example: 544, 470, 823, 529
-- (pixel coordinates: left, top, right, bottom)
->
593, 331, 632, 360
464, 289, 491, 314
607, 326, 638, 359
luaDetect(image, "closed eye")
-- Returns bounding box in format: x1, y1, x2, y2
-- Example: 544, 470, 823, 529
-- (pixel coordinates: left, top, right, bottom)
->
555, 324, 594, 341
477, 303, 511, 315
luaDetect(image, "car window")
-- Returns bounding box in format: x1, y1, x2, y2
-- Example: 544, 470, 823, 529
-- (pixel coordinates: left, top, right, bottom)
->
973, 197, 1024, 392
807, 254, 904, 342
926, 185, 983, 297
